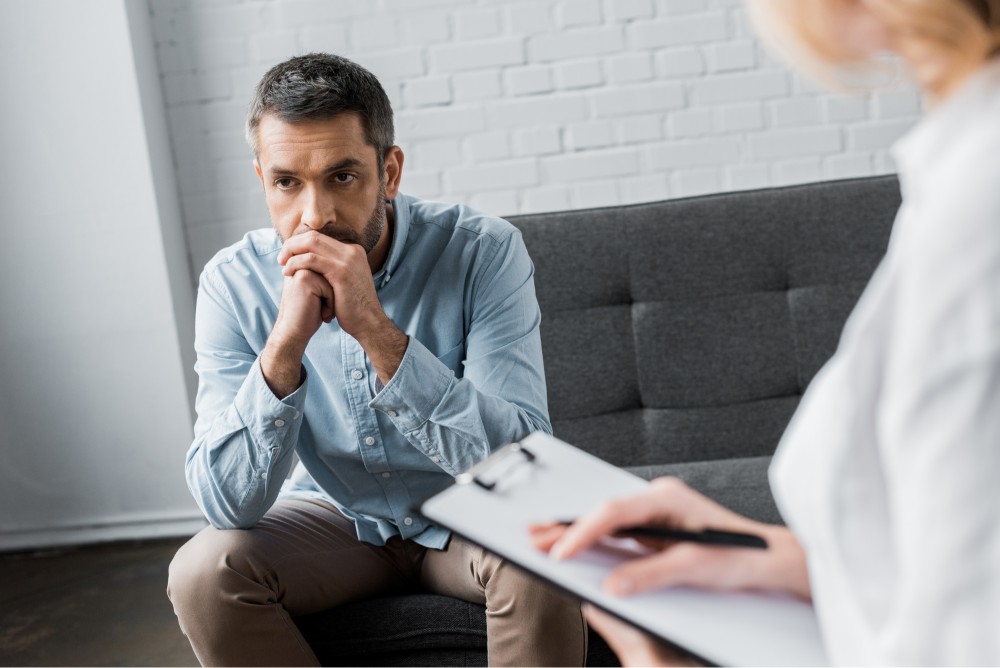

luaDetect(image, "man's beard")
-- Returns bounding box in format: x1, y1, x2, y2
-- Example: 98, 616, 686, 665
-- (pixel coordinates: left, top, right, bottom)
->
280, 182, 387, 254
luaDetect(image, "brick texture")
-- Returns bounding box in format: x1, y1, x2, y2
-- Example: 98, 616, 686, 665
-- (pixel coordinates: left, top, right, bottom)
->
148, 0, 920, 278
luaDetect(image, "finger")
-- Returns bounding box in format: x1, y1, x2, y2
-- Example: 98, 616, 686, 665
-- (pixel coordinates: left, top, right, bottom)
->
648, 477, 750, 528
550, 486, 681, 560
279, 230, 353, 265
527, 521, 559, 533
583, 604, 634, 640
528, 523, 568, 552
604, 543, 726, 596
287, 268, 334, 305
321, 295, 335, 323
282, 251, 341, 278
527, 521, 564, 536
278, 231, 327, 265
583, 605, 666, 668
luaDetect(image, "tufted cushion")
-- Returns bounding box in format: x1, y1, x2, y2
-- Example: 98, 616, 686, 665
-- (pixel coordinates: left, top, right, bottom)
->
628, 456, 781, 524
513, 176, 899, 474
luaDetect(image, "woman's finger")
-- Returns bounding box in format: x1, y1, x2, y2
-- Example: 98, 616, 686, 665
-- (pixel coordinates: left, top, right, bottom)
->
527, 522, 568, 552
550, 481, 689, 560
606, 539, 770, 596
603, 543, 714, 595
583, 604, 694, 667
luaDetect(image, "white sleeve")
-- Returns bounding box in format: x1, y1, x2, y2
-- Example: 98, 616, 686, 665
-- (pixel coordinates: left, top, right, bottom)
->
874, 164, 1000, 665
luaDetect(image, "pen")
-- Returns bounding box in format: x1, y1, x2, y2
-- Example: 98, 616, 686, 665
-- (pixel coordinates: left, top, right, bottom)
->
557, 520, 768, 549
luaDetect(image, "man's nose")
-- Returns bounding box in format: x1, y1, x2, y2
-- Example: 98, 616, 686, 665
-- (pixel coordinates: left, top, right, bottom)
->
300, 186, 333, 230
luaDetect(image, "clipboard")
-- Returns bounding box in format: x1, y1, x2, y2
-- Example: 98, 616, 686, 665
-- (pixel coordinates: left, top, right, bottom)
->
420, 432, 828, 667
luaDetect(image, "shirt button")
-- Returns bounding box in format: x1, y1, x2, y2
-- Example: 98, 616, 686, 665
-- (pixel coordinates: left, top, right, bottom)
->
352, 369, 363, 380
259, 472, 266, 479
387, 410, 398, 418
274, 419, 285, 428
382, 472, 391, 478
431, 456, 441, 463
403, 517, 413, 526
365, 436, 376, 446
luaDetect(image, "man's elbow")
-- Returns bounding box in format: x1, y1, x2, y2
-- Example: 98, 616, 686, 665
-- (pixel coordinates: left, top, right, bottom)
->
186, 474, 266, 530
200, 503, 264, 531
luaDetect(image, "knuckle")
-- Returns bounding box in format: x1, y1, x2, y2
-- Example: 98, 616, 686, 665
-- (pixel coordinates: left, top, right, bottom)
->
595, 499, 621, 518
652, 476, 685, 493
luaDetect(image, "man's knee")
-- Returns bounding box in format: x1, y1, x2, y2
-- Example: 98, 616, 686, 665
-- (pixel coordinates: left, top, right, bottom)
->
479, 551, 577, 607
167, 526, 260, 611
476, 551, 587, 665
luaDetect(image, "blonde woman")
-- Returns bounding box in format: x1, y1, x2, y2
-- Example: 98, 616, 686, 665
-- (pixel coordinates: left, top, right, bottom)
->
534, 0, 1000, 664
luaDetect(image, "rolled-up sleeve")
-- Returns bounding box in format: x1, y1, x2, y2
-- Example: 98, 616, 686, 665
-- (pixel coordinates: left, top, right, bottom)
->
369, 229, 551, 477
185, 269, 305, 529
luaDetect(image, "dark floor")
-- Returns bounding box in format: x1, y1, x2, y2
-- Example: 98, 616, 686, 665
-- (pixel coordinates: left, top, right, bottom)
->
0, 538, 198, 667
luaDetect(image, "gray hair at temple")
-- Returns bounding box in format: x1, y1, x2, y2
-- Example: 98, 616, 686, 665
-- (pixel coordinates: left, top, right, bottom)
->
245, 53, 395, 170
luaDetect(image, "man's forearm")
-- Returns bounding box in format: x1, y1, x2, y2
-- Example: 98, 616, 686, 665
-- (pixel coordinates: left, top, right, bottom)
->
356, 312, 409, 385
261, 334, 307, 399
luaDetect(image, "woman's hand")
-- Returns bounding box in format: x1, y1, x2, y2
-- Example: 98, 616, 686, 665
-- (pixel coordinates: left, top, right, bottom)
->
583, 605, 703, 667
530, 477, 811, 667
530, 477, 810, 600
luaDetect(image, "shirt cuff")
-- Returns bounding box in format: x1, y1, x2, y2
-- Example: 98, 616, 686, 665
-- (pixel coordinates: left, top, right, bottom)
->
368, 337, 453, 433
233, 358, 308, 450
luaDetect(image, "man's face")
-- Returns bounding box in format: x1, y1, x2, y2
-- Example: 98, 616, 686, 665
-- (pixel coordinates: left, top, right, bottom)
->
254, 112, 388, 252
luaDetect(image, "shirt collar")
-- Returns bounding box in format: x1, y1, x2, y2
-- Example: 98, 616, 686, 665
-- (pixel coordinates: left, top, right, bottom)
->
891, 57, 1000, 191
373, 192, 411, 288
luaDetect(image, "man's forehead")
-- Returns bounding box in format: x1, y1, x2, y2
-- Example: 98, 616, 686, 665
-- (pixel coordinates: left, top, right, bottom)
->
256, 112, 373, 162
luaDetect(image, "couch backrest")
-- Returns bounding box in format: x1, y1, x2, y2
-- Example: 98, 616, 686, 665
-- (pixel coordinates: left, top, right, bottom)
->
510, 176, 901, 467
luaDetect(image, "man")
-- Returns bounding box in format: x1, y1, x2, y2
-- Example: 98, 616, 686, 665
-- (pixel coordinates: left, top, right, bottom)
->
166, 53, 586, 666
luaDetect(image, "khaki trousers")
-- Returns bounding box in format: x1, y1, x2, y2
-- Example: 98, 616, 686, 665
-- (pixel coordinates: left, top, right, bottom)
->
167, 498, 586, 667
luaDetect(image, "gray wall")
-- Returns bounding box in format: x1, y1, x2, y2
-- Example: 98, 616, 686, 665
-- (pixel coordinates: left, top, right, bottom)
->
0, 0, 202, 550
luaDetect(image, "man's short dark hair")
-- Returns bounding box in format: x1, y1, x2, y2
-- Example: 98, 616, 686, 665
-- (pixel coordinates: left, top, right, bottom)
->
246, 53, 394, 168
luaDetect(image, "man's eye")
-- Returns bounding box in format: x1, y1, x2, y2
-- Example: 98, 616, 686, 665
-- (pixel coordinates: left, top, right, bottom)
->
333, 173, 356, 184
274, 178, 296, 189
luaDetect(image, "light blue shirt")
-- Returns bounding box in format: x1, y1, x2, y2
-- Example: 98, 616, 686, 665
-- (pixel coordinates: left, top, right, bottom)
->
186, 193, 551, 549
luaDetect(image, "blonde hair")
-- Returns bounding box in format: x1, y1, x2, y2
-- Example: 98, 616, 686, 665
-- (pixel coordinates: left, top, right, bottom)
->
748, 0, 1000, 94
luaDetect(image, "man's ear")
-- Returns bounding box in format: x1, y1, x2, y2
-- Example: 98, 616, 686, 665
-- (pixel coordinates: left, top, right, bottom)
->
383, 146, 404, 200
254, 160, 265, 189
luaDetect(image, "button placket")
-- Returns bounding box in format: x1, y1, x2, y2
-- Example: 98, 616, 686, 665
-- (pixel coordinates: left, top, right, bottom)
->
343, 337, 389, 475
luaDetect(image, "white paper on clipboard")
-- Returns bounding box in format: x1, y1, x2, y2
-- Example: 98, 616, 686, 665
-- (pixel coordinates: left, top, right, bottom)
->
419, 431, 828, 667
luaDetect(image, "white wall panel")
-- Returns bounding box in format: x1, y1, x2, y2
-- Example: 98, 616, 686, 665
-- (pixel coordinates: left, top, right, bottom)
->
0, 0, 202, 550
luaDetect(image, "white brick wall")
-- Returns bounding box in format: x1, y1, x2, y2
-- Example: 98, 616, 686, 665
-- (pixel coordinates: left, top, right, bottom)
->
148, 0, 920, 279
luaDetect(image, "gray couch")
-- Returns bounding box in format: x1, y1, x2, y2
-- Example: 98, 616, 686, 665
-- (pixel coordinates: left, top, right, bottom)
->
295, 175, 901, 666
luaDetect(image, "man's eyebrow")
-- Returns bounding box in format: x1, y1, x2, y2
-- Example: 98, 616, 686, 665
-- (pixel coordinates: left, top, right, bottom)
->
322, 157, 366, 173
267, 157, 366, 176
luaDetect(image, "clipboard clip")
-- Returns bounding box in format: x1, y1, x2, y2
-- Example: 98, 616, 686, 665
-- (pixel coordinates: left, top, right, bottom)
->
455, 441, 536, 491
